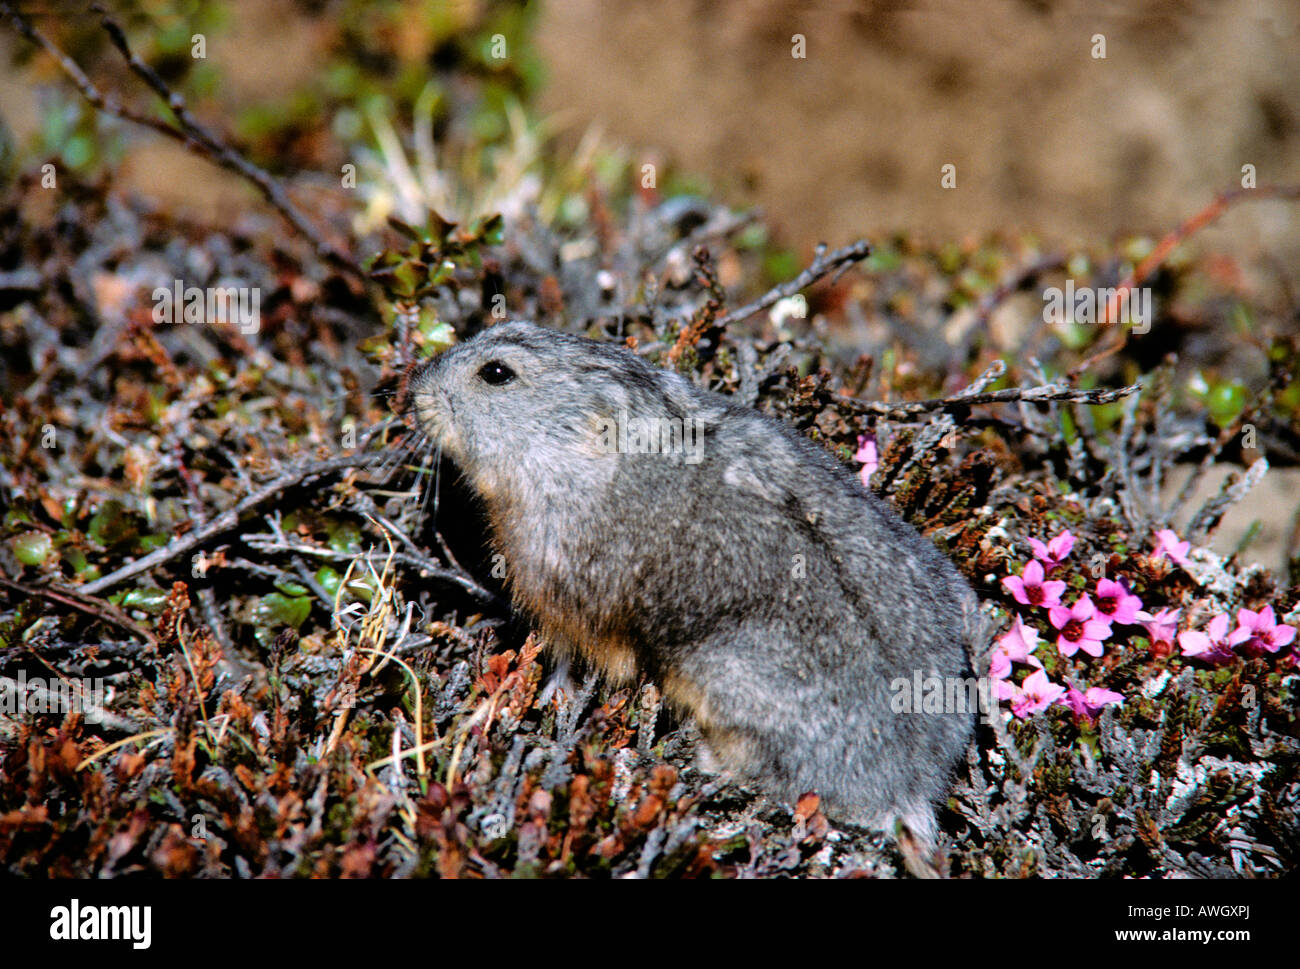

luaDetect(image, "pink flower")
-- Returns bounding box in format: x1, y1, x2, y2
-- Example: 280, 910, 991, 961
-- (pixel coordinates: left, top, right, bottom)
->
1227, 606, 1296, 657
1153, 529, 1192, 569
1092, 578, 1143, 625
1048, 595, 1113, 658
989, 649, 1011, 680
1178, 613, 1236, 666
1028, 530, 1074, 572
1136, 606, 1181, 647
1010, 669, 1067, 719
1060, 686, 1125, 721
1002, 559, 1067, 609
990, 617, 1044, 679
854, 435, 879, 486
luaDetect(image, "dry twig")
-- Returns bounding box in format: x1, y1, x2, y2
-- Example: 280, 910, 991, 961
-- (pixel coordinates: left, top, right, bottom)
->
0, 575, 158, 648
715, 239, 872, 330
1069, 183, 1300, 381
75, 455, 381, 596
0, 2, 362, 278
844, 380, 1140, 421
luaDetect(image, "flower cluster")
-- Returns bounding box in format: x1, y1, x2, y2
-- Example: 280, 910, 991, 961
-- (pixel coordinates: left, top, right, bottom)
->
1178, 605, 1296, 666
995, 529, 1131, 721
993, 525, 1297, 721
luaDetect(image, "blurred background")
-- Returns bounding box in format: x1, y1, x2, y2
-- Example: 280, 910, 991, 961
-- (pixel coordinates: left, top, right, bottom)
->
2, 0, 1296, 258
2, 0, 1299, 569
536, 0, 1300, 262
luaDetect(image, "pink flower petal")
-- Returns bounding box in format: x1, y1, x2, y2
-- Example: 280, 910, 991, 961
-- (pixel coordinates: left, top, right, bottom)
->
1077, 637, 1105, 658
1049, 531, 1075, 560
990, 650, 1011, 679
1096, 578, 1124, 598
1002, 575, 1029, 604
1084, 687, 1124, 707
1083, 619, 1114, 642
1207, 613, 1231, 640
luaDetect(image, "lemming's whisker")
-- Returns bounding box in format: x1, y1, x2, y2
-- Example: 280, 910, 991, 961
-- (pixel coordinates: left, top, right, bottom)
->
407, 432, 437, 483
350, 416, 407, 486
418, 438, 441, 522
375, 428, 424, 483
433, 440, 444, 516
357, 413, 402, 451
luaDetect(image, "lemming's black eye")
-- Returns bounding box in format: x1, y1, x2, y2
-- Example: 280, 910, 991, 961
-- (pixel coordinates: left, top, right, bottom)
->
477, 361, 516, 385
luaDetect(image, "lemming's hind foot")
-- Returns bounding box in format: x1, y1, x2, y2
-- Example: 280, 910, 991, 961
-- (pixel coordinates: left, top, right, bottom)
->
538, 655, 573, 706
894, 822, 943, 878
695, 735, 723, 776
679, 733, 765, 809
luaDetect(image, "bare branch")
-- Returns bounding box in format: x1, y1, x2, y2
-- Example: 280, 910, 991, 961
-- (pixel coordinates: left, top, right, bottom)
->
1069, 183, 1300, 382
843, 380, 1140, 421
0, 575, 158, 648
76, 455, 382, 596
0, 2, 362, 278
715, 239, 871, 329
1187, 458, 1270, 544
958, 359, 1007, 396
240, 533, 498, 605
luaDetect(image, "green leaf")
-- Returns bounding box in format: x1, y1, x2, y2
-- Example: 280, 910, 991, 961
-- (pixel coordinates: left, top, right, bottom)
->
88, 500, 127, 546
477, 213, 504, 246
1206, 381, 1247, 426
4, 508, 33, 527
327, 520, 363, 554
121, 587, 171, 614
13, 531, 52, 566
138, 533, 171, 553
429, 259, 457, 287
763, 249, 800, 285
393, 261, 419, 297
315, 566, 342, 599
387, 216, 422, 241
423, 321, 456, 352
274, 578, 309, 598
1060, 407, 1079, 445
255, 593, 312, 631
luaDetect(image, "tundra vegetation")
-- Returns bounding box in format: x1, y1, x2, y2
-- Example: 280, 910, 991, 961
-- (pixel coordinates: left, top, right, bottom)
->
0, 2, 1295, 877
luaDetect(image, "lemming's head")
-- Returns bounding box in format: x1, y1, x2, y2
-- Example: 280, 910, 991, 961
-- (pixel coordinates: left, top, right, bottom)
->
405, 320, 677, 497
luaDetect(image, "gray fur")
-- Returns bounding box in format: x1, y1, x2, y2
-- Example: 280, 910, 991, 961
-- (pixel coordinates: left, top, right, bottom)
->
408, 320, 978, 845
